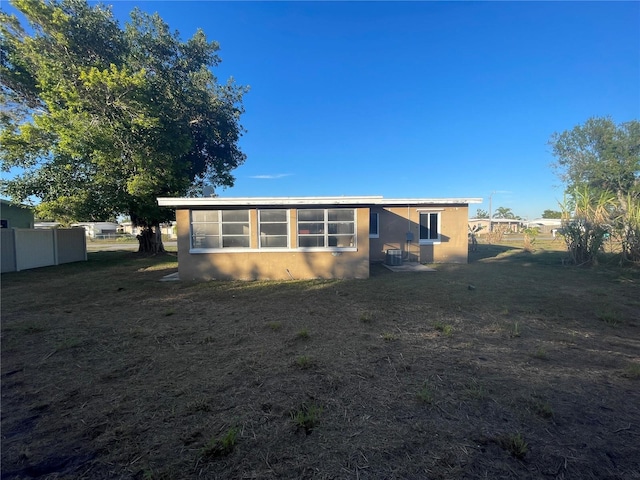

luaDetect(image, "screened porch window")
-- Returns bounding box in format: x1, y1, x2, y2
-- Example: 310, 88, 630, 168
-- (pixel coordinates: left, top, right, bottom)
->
259, 209, 288, 248
297, 209, 355, 248
191, 210, 250, 249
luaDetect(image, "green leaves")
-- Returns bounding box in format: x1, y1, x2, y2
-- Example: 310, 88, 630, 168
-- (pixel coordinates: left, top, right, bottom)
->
493, 206, 518, 219
550, 117, 640, 263
0, 0, 247, 235
550, 117, 640, 200
541, 209, 562, 219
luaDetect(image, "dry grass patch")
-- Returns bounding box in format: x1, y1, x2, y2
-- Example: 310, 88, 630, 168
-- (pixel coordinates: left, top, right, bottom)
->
2, 247, 639, 479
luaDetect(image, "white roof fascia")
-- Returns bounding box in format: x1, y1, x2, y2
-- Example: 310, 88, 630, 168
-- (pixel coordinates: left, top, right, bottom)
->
157, 196, 483, 207
372, 198, 483, 205
157, 196, 383, 207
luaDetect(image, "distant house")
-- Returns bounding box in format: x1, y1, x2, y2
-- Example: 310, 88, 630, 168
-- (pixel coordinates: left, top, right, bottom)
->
117, 221, 139, 236
524, 218, 563, 235
34, 221, 62, 229
71, 222, 119, 239
157, 195, 482, 281
468, 217, 523, 234
118, 221, 176, 238
0, 200, 34, 229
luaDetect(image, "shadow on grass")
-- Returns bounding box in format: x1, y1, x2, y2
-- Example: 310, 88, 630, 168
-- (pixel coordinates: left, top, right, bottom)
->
467, 242, 577, 267
1, 251, 178, 285
469, 244, 519, 263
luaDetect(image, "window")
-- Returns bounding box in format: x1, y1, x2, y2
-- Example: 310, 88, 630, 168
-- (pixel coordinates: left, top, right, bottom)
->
259, 210, 288, 248
191, 210, 250, 249
298, 209, 355, 249
419, 212, 440, 243
369, 212, 379, 238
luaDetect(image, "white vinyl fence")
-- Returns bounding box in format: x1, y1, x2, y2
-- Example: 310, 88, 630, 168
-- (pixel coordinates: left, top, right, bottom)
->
1, 228, 87, 273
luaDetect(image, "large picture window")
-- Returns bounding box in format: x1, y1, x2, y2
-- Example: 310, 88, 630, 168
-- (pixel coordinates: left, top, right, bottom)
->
259, 210, 288, 248
419, 212, 440, 244
191, 210, 250, 249
298, 209, 355, 249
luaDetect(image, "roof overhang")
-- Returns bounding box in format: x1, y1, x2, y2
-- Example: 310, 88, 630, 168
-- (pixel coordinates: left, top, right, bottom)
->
157, 196, 483, 208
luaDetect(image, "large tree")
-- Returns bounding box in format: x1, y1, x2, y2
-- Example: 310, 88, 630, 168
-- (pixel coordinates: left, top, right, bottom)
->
550, 117, 640, 263
549, 117, 640, 212
0, 0, 247, 252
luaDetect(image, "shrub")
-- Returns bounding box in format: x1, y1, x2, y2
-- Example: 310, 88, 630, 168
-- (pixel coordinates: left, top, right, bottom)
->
522, 227, 540, 252
560, 187, 616, 266
617, 194, 640, 263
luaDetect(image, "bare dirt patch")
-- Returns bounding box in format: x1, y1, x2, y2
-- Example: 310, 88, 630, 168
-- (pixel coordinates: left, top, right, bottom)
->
2, 247, 639, 479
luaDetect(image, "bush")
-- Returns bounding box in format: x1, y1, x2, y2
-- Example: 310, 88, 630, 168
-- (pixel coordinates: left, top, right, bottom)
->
617, 194, 640, 263
561, 187, 615, 266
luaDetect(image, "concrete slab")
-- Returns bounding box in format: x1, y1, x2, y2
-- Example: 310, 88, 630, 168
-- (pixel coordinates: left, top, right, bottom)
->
160, 272, 180, 282
383, 263, 436, 273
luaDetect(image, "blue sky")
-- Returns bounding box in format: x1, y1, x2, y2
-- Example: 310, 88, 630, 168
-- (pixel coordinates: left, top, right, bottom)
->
7, 1, 640, 219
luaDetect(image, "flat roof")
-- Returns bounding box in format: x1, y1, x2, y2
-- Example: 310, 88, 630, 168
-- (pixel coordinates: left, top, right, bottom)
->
157, 196, 483, 207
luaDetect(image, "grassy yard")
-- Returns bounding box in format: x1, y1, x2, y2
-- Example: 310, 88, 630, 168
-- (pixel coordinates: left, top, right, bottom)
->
1, 242, 639, 479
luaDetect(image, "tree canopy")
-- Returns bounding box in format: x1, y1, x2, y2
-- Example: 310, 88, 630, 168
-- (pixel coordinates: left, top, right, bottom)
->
550, 116, 640, 263
541, 209, 562, 219
492, 206, 519, 220
550, 117, 639, 208
474, 208, 489, 219
0, 0, 248, 251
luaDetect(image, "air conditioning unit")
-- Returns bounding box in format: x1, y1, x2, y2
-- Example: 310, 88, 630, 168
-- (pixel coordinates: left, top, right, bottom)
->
385, 249, 403, 266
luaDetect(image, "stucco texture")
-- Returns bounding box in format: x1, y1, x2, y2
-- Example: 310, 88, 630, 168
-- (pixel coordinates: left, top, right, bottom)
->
369, 205, 470, 264
176, 208, 370, 281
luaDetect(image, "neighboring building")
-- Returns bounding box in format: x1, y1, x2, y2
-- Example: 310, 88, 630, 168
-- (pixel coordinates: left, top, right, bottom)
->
0, 200, 34, 229
468, 217, 523, 234
157, 196, 482, 281
117, 221, 139, 236
34, 221, 62, 229
524, 218, 563, 235
118, 221, 176, 238
71, 222, 119, 238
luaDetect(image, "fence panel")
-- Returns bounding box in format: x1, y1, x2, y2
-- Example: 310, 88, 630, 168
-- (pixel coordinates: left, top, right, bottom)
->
14, 229, 56, 271
1, 229, 16, 273
57, 228, 87, 264
1, 228, 87, 272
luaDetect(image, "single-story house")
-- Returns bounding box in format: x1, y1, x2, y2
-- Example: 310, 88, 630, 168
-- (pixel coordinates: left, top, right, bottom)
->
71, 222, 119, 239
523, 218, 563, 235
468, 218, 523, 234
157, 196, 482, 281
118, 221, 176, 238
34, 221, 62, 229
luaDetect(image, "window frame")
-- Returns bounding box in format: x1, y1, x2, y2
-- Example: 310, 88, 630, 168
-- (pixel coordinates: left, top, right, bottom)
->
418, 211, 441, 245
190, 209, 251, 252
258, 209, 290, 249
297, 208, 357, 251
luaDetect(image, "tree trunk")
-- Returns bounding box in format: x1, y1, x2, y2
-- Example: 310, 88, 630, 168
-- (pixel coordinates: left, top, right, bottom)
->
137, 225, 165, 254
